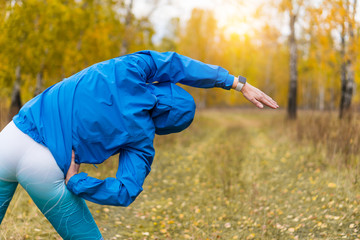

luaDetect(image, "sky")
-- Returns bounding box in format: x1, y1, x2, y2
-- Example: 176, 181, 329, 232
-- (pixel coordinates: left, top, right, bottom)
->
132, 0, 269, 42
132, 0, 360, 45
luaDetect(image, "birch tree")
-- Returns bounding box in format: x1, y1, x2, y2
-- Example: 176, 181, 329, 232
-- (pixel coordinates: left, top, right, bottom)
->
338, 0, 357, 119
279, 0, 304, 119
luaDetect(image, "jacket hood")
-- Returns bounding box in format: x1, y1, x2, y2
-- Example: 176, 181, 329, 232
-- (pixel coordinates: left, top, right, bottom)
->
147, 82, 196, 135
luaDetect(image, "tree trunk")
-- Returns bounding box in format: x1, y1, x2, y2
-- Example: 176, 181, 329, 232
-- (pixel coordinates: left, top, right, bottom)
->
339, 21, 347, 118
339, 0, 356, 119
287, 12, 298, 119
340, 58, 355, 118
120, 0, 134, 56
8, 65, 22, 121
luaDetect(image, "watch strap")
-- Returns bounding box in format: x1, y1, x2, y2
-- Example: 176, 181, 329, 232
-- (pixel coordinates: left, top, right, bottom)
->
235, 75, 247, 92
235, 82, 244, 92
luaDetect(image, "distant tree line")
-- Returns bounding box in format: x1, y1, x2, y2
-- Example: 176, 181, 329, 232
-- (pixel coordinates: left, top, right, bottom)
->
0, 0, 155, 120
0, 0, 359, 121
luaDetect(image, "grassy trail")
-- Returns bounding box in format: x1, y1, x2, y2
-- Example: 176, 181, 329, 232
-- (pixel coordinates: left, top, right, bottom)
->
1, 110, 359, 239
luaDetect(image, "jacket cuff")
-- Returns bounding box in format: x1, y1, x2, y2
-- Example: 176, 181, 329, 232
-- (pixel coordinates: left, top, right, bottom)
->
224, 74, 236, 90
66, 172, 88, 195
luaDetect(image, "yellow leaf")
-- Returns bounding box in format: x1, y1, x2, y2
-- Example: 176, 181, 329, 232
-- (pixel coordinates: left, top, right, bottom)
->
246, 233, 255, 240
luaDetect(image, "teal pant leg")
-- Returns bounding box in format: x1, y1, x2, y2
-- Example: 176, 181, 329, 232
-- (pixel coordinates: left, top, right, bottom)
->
0, 180, 18, 224
20, 178, 102, 240
16, 138, 103, 239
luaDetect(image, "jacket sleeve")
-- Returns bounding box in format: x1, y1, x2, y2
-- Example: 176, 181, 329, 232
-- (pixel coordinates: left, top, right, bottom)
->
66, 141, 154, 206
134, 50, 236, 90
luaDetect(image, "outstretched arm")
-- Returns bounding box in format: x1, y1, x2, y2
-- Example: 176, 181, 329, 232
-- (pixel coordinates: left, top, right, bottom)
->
133, 51, 278, 109
134, 50, 236, 90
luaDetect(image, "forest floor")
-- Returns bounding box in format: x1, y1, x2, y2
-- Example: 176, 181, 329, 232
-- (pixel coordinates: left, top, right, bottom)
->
1, 109, 359, 240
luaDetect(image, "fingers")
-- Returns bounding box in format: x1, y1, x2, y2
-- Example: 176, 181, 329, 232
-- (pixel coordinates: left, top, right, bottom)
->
246, 95, 263, 109
254, 99, 264, 109
266, 95, 279, 108
252, 88, 278, 109
258, 93, 279, 109
241, 83, 279, 109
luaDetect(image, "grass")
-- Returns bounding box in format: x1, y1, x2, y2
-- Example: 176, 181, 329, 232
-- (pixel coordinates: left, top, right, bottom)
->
294, 111, 360, 168
1, 109, 360, 239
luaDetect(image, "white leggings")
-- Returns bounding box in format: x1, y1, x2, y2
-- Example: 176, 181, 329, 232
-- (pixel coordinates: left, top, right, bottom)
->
0, 121, 103, 239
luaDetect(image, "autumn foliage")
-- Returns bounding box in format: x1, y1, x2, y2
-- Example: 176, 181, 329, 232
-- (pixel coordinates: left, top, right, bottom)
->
0, 0, 359, 119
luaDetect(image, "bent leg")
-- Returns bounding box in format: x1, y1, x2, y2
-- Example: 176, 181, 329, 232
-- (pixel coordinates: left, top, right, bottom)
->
0, 180, 17, 224
27, 182, 102, 240
17, 137, 102, 239
0, 121, 22, 224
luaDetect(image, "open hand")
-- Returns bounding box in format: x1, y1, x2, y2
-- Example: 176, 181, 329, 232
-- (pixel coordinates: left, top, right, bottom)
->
240, 83, 279, 109
65, 150, 80, 185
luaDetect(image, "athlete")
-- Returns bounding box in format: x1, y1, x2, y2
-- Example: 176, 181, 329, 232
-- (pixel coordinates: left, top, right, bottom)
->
0, 50, 278, 239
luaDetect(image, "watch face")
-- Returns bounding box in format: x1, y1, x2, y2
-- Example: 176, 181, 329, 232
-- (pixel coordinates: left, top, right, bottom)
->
238, 76, 247, 84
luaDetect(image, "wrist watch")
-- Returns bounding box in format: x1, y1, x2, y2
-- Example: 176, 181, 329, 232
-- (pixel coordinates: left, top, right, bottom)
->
235, 75, 247, 92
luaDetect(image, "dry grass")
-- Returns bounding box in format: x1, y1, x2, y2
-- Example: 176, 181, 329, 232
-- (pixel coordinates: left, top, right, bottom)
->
290, 111, 360, 184
0, 109, 360, 239
295, 112, 360, 158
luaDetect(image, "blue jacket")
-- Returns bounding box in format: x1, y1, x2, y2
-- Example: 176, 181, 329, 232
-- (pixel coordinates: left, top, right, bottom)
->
13, 50, 236, 206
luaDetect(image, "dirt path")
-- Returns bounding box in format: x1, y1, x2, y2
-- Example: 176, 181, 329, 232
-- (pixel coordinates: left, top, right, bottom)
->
1, 110, 359, 239
92, 110, 359, 239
